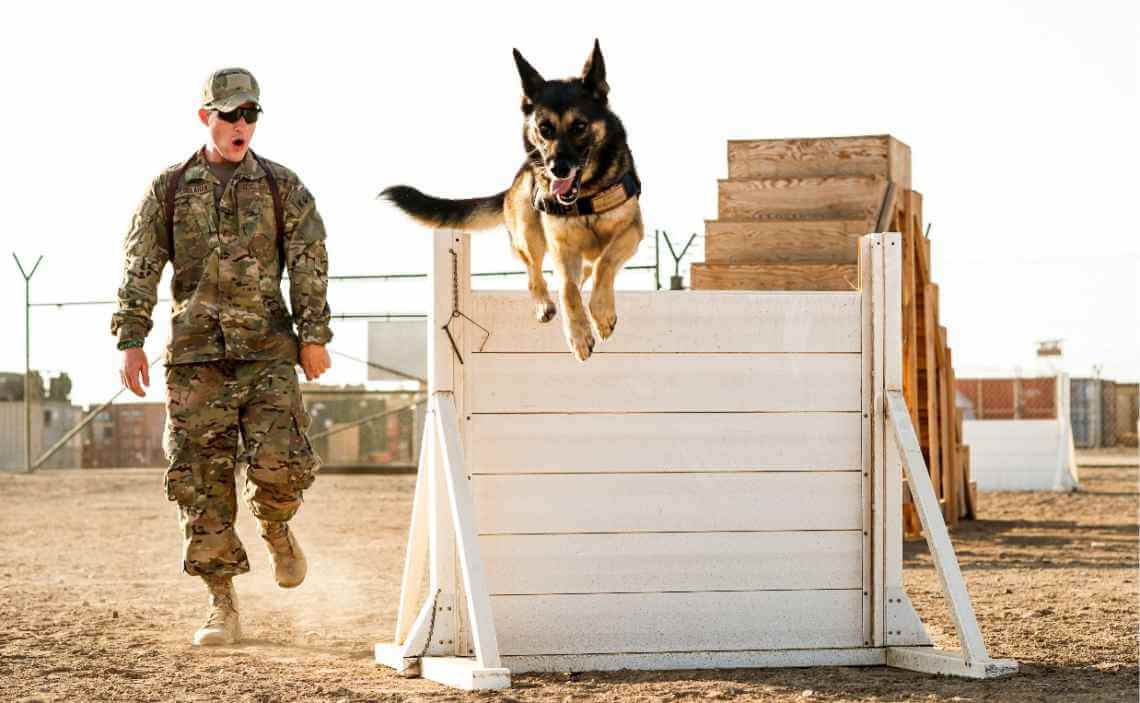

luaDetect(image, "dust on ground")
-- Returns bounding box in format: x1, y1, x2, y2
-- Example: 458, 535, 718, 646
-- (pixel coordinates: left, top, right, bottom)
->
0, 452, 1136, 702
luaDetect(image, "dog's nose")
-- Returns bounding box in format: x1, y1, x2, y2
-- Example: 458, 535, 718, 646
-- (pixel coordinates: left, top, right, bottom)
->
550, 159, 573, 179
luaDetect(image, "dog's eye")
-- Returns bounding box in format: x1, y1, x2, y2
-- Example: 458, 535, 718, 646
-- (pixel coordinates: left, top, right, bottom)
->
571, 120, 588, 135
538, 122, 555, 139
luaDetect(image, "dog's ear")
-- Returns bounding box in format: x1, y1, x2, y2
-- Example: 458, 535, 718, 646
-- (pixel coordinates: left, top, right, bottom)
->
581, 38, 609, 102
513, 48, 545, 105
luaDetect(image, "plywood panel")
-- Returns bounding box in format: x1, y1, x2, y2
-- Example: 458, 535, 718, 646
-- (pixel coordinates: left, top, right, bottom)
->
963, 419, 1064, 491
703, 219, 871, 265
492, 590, 865, 655
472, 472, 862, 534
717, 177, 888, 221
691, 263, 858, 291
470, 290, 860, 354
727, 135, 911, 187
469, 412, 861, 474
469, 353, 862, 414
482, 531, 862, 594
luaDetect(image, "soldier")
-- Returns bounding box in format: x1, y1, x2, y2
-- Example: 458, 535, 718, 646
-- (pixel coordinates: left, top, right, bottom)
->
111, 67, 332, 646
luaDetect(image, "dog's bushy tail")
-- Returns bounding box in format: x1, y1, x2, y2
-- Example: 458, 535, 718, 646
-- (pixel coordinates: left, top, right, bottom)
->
380, 186, 506, 231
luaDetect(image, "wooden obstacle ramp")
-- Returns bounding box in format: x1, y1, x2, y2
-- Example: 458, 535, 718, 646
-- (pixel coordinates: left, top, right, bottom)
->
375, 231, 1017, 690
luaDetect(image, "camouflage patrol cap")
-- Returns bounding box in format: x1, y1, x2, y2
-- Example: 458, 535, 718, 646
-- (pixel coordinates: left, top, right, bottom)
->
201, 67, 260, 111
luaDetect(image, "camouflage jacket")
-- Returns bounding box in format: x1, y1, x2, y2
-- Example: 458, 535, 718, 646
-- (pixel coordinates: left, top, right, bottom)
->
111, 149, 332, 365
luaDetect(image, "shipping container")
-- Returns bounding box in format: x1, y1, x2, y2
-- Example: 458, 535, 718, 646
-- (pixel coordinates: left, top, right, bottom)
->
1070, 378, 1103, 449
0, 400, 82, 471
1100, 381, 1117, 447
1116, 383, 1139, 447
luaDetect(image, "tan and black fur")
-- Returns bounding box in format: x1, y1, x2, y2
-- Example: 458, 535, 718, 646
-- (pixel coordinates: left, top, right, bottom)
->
381, 40, 643, 361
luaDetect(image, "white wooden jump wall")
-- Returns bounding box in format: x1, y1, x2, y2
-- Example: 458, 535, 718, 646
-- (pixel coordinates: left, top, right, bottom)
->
375, 231, 1017, 690
962, 375, 1079, 492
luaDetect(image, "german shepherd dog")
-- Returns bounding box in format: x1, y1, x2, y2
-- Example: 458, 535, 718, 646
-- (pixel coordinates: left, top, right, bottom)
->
381, 40, 643, 362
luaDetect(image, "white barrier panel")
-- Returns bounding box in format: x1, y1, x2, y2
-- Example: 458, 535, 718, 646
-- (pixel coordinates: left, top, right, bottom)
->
963, 374, 1079, 492
375, 232, 1017, 689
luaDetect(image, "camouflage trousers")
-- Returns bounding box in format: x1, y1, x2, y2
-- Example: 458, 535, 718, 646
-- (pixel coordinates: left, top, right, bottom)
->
164, 359, 319, 577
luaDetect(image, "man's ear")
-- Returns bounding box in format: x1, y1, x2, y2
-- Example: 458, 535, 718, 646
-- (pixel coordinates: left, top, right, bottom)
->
198, 109, 211, 126
513, 48, 545, 103
581, 38, 608, 102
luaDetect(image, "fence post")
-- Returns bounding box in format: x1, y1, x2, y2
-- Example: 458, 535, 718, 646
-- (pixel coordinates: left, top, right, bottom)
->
13, 253, 43, 474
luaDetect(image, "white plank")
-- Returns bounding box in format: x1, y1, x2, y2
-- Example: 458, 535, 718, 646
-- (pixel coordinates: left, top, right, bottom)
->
470, 354, 862, 414
882, 234, 904, 599
419, 656, 511, 690
473, 472, 861, 534
963, 419, 1063, 442
481, 531, 863, 594
430, 230, 461, 395
469, 412, 861, 474
886, 647, 1018, 679
887, 391, 990, 664
425, 410, 456, 655
471, 290, 861, 353
858, 234, 874, 645
394, 422, 431, 644
867, 234, 887, 646
503, 647, 886, 673
434, 394, 503, 669
491, 590, 865, 655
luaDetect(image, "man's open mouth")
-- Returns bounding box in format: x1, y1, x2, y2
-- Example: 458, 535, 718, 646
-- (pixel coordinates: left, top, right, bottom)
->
232, 137, 246, 148
550, 167, 581, 205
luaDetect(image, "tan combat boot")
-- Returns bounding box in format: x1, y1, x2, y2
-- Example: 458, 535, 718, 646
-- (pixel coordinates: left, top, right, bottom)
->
259, 520, 307, 588
192, 574, 241, 646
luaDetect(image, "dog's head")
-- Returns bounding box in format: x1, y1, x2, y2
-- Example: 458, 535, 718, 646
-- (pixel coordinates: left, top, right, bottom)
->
514, 39, 614, 206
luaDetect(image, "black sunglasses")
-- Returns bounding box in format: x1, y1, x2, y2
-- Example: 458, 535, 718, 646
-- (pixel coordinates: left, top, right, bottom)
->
216, 106, 262, 124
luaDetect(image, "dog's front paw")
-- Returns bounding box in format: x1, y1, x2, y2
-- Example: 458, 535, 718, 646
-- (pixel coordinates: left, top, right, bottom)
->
566, 327, 595, 362
535, 301, 557, 323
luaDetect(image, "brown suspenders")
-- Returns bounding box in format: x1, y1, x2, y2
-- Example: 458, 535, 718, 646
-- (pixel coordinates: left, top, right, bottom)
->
163, 149, 286, 272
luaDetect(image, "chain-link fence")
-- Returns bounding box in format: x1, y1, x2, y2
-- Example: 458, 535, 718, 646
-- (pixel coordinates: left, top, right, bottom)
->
4, 230, 704, 473
955, 373, 1139, 449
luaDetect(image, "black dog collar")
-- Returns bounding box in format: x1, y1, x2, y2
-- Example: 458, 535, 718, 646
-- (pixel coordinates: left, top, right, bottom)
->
533, 171, 641, 217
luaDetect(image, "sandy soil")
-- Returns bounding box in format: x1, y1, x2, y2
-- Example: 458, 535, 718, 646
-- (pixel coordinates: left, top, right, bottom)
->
1, 453, 1136, 702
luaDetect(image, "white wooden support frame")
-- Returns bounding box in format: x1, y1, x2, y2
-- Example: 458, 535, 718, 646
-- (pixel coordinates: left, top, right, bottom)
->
376, 231, 1016, 689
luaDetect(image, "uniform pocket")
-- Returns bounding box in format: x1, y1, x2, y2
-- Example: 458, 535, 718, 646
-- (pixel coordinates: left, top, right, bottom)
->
164, 465, 197, 507
287, 404, 320, 491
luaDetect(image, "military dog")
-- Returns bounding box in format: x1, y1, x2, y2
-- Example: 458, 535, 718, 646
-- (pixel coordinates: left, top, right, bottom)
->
381, 40, 643, 362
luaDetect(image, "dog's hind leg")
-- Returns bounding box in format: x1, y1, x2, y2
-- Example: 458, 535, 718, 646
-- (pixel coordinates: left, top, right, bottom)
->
588, 221, 643, 341
550, 246, 595, 362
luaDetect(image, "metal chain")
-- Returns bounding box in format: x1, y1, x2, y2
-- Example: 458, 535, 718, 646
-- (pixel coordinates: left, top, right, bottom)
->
414, 588, 442, 661
441, 247, 490, 365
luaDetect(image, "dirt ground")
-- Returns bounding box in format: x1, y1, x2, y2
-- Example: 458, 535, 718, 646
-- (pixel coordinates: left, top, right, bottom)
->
1, 451, 1136, 702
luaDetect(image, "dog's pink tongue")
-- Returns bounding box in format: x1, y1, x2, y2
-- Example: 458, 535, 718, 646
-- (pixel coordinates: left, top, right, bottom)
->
551, 178, 573, 196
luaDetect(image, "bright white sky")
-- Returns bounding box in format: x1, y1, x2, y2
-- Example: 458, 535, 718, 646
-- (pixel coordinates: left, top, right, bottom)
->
2, 1, 1137, 405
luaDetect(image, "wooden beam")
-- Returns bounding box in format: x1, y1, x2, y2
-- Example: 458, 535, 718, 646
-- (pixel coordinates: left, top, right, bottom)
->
900, 201, 920, 420
936, 326, 956, 527
703, 218, 872, 265
690, 263, 858, 291
726, 135, 912, 187
717, 176, 888, 221
921, 283, 941, 500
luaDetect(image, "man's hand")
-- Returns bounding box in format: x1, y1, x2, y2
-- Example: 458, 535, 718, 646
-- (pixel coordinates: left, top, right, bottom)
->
300, 344, 331, 381
120, 347, 149, 397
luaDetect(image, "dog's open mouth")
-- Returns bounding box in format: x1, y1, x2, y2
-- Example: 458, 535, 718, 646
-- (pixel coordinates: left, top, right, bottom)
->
550, 168, 581, 205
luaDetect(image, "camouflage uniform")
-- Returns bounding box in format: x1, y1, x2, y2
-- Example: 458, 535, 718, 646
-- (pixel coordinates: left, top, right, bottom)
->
112, 90, 331, 576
